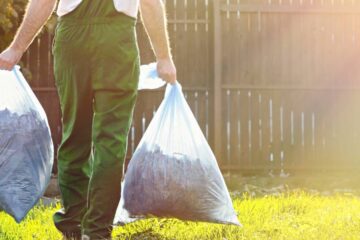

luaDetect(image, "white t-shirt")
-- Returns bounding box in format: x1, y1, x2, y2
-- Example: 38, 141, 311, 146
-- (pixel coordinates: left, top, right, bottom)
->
57, 0, 140, 18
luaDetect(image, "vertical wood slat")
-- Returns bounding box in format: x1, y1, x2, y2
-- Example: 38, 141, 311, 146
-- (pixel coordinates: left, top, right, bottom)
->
28, 37, 40, 87
214, 0, 223, 162
39, 32, 50, 88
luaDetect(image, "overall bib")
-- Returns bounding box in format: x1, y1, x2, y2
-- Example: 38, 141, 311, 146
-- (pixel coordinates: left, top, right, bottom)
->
52, 0, 139, 238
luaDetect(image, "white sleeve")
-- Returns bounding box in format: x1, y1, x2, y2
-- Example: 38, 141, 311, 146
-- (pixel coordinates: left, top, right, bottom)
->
57, 0, 83, 17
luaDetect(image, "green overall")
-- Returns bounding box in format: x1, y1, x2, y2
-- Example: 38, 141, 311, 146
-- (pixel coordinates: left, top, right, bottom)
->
52, 0, 139, 238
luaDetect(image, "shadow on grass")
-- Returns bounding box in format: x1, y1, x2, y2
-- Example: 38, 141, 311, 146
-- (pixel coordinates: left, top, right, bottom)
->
225, 170, 360, 198
118, 231, 168, 240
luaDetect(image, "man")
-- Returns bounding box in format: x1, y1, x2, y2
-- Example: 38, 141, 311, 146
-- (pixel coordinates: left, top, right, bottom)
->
0, 0, 177, 239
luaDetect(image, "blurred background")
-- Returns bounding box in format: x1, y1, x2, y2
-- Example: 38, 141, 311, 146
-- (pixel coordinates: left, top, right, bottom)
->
2, 0, 360, 195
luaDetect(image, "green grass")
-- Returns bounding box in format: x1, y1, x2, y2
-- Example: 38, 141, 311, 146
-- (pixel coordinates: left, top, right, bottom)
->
1, 192, 360, 240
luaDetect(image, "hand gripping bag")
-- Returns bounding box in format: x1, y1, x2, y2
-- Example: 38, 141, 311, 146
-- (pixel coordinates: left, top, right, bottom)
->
115, 82, 240, 226
0, 66, 54, 222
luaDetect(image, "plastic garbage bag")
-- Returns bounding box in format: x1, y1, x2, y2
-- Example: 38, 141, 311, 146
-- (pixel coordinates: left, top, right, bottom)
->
115, 82, 240, 226
138, 62, 166, 90
0, 66, 54, 222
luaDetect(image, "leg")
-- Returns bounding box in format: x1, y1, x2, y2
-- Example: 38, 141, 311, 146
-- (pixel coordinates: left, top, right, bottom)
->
81, 89, 138, 238
81, 24, 140, 238
53, 39, 93, 238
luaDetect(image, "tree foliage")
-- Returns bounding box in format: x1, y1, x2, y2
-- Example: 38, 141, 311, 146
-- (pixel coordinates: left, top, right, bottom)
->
0, 0, 28, 51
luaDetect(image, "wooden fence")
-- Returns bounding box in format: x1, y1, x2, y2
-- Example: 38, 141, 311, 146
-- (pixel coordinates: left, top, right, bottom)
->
21, 0, 360, 172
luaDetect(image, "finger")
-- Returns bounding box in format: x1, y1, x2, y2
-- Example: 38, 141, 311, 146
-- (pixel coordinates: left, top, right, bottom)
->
0, 59, 5, 70
159, 70, 176, 84
6, 64, 14, 71
166, 70, 175, 79
168, 78, 176, 85
165, 74, 174, 84
170, 73, 177, 84
159, 72, 169, 82
2, 61, 13, 71
0, 63, 9, 71
2, 60, 12, 71
3, 64, 11, 71
164, 72, 176, 84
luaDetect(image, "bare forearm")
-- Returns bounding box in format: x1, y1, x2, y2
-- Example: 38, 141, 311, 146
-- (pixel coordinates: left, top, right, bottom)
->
140, 0, 172, 60
11, 0, 57, 53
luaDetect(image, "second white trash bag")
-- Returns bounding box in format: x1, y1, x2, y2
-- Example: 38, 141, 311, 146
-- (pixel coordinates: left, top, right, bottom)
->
0, 66, 54, 222
115, 82, 240, 226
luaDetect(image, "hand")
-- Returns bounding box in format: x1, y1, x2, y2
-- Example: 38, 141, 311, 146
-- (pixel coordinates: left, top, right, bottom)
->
157, 57, 177, 84
0, 47, 23, 71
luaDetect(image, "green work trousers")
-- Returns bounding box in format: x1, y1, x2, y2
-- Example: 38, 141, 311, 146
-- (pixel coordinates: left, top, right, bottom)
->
52, 0, 140, 238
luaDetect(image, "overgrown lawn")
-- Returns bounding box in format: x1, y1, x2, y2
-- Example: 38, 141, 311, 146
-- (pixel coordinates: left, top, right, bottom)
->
1, 192, 360, 239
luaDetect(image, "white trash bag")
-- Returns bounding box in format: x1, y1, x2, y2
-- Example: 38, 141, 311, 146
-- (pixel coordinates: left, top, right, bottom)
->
0, 66, 54, 222
138, 62, 166, 90
115, 82, 240, 226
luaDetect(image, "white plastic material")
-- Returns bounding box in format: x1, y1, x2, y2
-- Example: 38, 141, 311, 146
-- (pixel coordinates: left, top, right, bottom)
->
115, 82, 240, 226
0, 66, 54, 222
138, 62, 166, 90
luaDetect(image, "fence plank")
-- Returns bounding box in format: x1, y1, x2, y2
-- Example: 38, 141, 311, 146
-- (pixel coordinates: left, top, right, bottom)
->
214, 0, 223, 161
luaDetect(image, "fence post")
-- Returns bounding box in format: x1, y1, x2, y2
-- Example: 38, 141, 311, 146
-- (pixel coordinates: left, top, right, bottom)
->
213, 0, 223, 164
